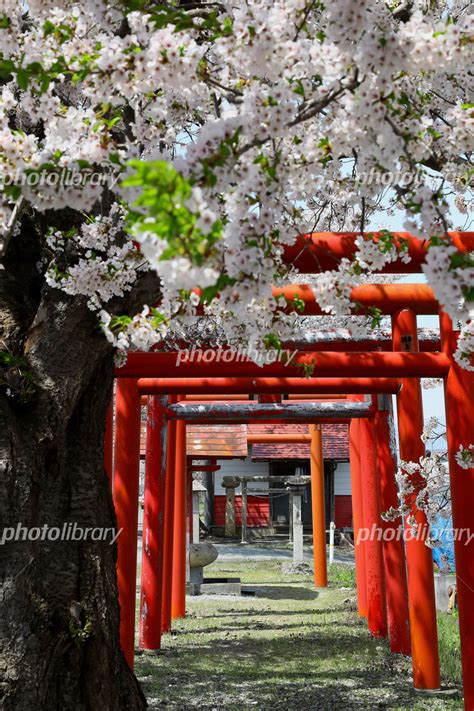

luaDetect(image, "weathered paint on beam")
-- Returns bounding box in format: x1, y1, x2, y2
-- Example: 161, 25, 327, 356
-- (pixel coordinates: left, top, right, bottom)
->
281, 331, 439, 352
165, 401, 373, 423
143, 328, 440, 353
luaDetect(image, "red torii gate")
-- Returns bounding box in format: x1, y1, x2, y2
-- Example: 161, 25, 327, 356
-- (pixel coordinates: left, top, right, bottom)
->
282, 231, 474, 272
110, 375, 418, 670
123, 390, 401, 653
274, 283, 439, 315
137, 377, 402, 395
118, 350, 449, 378
108, 231, 474, 709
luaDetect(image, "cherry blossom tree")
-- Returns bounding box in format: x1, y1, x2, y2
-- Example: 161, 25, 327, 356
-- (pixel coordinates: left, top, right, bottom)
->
0, 1, 472, 708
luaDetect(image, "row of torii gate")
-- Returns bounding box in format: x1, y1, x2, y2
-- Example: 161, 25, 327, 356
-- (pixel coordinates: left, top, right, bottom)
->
104, 232, 474, 709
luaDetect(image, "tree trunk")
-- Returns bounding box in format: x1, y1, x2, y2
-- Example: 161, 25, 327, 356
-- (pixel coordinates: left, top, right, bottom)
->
0, 217, 157, 709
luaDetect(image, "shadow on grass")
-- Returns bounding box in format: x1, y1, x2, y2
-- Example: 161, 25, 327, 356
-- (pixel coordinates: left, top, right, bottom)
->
138, 628, 456, 710
249, 584, 319, 600
138, 568, 459, 710
178, 619, 350, 635
207, 603, 352, 618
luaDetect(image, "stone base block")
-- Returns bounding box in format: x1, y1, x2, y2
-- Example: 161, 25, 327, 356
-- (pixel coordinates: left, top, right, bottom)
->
200, 577, 242, 595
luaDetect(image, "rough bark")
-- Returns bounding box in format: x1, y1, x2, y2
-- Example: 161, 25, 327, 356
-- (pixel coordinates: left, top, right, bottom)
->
0, 215, 159, 710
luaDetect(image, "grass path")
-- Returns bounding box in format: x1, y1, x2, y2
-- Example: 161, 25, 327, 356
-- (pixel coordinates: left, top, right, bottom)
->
135, 559, 462, 710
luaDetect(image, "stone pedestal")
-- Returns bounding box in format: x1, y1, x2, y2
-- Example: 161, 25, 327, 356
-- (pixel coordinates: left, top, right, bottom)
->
241, 481, 248, 544
189, 542, 218, 595
286, 476, 307, 564
222, 476, 240, 538
192, 479, 207, 545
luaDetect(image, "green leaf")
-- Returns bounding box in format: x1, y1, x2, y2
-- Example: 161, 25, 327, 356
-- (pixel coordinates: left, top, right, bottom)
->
0, 58, 15, 81
108, 315, 133, 333
286, 295, 306, 314
16, 69, 29, 90
122, 159, 223, 267
264, 333, 282, 352
4, 184, 22, 201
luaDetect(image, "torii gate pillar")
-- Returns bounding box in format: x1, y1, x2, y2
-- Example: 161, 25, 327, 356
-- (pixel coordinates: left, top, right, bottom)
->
172, 418, 187, 619
440, 312, 474, 711
392, 309, 440, 689
359, 416, 388, 637
310, 425, 328, 587
139, 396, 168, 650
161, 399, 178, 634
113, 378, 141, 668
348, 410, 368, 618
374, 396, 411, 655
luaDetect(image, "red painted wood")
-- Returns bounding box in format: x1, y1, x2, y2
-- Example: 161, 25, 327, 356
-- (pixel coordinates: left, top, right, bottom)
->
139, 396, 167, 650
374, 402, 411, 656
274, 283, 439, 315
392, 309, 440, 689
282, 231, 474, 273
359, 418, 388, 638
348, 412, 368, 618
161, 397, 177, 635
334, 496, 353, 528
117, 351, 450, 379
172, 418, 187, 620
213, 495, 270, 527
310, 425, 327, 587
440, 311, 474, 710
113, 378, 141, 668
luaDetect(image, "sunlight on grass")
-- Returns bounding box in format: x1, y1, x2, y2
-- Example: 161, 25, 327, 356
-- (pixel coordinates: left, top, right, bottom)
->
437, 612, 462, 685
135, 557, 463, 710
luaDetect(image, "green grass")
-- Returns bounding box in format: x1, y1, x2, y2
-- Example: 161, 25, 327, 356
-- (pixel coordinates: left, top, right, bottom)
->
135, 557, 463, 709
438, 612, 462, 686
199, 558, 356, 589
328, 562, 356, 587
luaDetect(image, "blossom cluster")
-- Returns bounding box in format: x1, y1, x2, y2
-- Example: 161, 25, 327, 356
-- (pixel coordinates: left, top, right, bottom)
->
393, 452, 451, 528
386, 414, 473, 553
455, 444, 474, 471
44, 204, 145, 310
0, 0, 472, 363
422, 242, 474, 370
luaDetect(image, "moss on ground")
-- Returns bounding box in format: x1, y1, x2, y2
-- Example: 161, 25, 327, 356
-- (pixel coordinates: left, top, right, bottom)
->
135, 559, 463, 710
